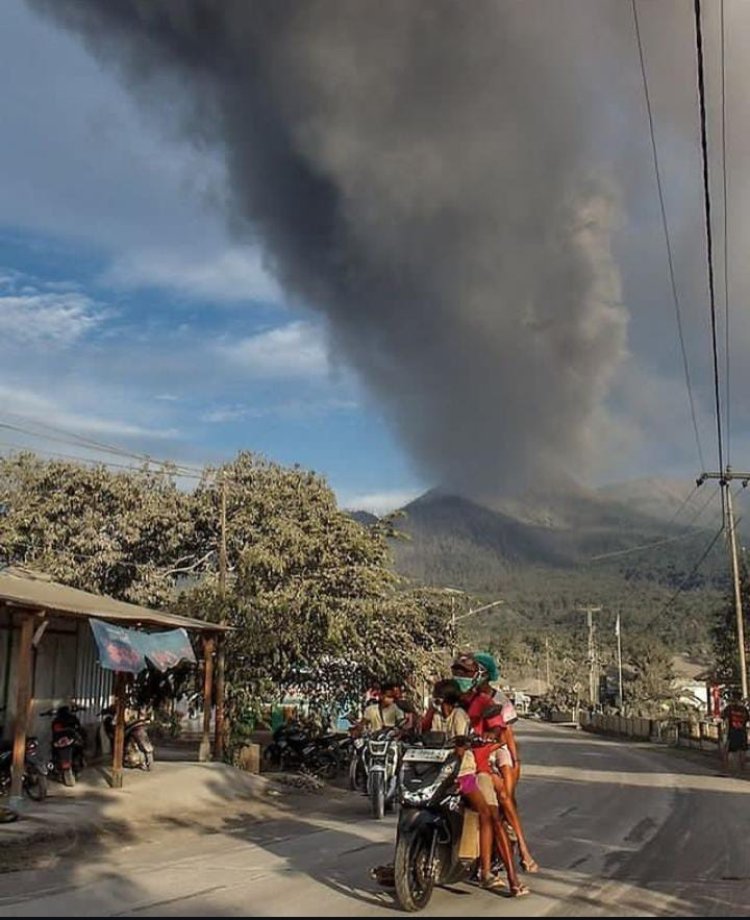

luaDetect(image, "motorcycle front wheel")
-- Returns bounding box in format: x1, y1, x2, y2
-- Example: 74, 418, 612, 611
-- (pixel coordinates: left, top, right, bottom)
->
394, 829, 435, 912
310, 750, 338, 781
370, 772, 385, 820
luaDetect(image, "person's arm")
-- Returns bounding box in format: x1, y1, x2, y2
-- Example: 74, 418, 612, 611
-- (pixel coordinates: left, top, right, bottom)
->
503, 724, 519, 762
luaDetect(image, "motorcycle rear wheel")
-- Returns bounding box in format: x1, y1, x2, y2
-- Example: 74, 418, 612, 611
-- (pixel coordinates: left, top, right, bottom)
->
394, 830, 435, 912
25, 772, 48, 801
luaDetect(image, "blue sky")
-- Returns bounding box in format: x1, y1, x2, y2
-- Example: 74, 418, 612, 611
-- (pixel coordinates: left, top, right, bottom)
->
0, 1, 423, 512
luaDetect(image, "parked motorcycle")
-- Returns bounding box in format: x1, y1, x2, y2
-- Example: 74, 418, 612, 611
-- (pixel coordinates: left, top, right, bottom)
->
99, 706, 154, 770
393, 735, 477, 911
40, 704, 87, 787
0, 736, 48, 801
349, 735, 368, 792
263, 720, 340, 779
365, 728, 401, 820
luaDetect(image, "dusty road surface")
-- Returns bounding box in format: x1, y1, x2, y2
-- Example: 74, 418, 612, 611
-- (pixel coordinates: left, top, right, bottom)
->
1, 721, 749, 917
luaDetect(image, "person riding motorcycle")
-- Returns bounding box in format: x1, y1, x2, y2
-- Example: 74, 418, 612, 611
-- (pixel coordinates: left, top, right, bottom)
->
454, 651, 538, 875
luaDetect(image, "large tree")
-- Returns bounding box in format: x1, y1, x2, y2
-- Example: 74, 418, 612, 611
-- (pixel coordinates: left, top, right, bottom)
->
0, 451, 452, 746
0, 452, 198, 606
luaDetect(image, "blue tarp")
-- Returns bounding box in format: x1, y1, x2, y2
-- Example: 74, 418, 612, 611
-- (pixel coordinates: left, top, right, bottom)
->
90, 619, 196, 673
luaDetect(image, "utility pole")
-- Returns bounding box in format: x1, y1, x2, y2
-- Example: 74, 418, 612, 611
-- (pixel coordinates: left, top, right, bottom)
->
697, 469, 749, 699
213, 472, 228, 760
578, 606, 602, 707
615, 613, 624, 711
545, 635, 551, 689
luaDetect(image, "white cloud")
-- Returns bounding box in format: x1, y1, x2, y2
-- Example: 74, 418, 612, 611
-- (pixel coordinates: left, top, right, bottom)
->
0, 271, 109, 346
201, 397, 357, 424
340, 488, 423, 515
0, 385, 177, 441
102, 246, 283, 305
218, 321, 330, 379
0, 291, 107, 346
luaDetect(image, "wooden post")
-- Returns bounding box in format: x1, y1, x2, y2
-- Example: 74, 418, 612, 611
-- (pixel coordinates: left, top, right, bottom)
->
213, 633, 226, 761
214, 473, 228, 760
9, 612, 38, 805
111, 671, 126, 789
199, 635, 215, 762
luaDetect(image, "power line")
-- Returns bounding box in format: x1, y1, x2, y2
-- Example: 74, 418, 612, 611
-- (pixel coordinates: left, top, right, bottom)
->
0, 416, 205, 479
646, 519, 726, 632
721, 0, 731, 466
631, 0, 705, 472
693, 0, 726, 507
589, 484, 720, 562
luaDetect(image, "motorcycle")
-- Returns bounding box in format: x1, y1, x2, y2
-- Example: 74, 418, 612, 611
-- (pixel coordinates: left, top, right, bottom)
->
349, 735, 368, 792
263, 720, 340, 779
99, 706, 154, 770
365, 728, 401, 820
40, 704, 87, 787
0, 736, 48, 801
393, 736, 475, 911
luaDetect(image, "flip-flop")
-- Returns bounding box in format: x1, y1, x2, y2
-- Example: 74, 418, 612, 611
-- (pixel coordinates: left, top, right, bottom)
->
510, 883, 531, 897
480, 875, 506, 891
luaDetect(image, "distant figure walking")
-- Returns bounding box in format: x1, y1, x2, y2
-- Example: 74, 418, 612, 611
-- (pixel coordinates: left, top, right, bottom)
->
721, 691, 749, 774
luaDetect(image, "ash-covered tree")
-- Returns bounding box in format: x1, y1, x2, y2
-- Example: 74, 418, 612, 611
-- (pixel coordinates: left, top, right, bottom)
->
0, 452, 200, 606
173, 453, 452, 741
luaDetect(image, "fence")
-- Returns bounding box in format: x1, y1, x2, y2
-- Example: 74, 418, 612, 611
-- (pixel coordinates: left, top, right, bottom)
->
576, 711, 724, 751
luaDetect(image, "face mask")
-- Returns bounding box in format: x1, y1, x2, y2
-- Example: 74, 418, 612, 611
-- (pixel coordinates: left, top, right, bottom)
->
453, 677, 475, 693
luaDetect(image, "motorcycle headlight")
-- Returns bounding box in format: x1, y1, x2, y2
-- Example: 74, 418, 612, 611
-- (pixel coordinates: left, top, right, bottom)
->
400, 761, 457, 806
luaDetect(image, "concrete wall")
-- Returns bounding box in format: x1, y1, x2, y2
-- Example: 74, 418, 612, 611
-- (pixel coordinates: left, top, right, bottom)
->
579, 710, 724, 751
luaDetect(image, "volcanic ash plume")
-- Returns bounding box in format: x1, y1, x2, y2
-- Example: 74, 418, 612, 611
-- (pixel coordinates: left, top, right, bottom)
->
33, 0, 633, 496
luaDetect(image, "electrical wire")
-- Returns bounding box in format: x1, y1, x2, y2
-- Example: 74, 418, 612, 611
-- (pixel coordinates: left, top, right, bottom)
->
631, 0, 706, 473
694, 0, 726, 506
721, 0, 731, 466
589, 483, 720, 562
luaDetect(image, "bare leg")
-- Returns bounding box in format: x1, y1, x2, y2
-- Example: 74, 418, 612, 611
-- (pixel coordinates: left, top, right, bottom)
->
463, 789, 494, 882
489, 805, 521, 890
494, 769, 538, 872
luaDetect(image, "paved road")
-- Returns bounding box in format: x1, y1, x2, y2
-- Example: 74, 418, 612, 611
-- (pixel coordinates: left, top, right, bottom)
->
1, 721, 749, 916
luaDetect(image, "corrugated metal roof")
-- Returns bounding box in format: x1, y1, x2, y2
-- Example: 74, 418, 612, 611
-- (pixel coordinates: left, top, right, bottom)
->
0, 566, 227, 633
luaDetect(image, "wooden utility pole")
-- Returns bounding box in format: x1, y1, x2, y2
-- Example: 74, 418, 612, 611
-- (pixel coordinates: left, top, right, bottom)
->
698, 470, 749, 699
616, 613, 624, 711
9, 612, 39, 805
545, 635, 551, 688
578, 606, 602, 706
111, 671, 126, 790
199, 634, 215, 763
213, 473, 228, 760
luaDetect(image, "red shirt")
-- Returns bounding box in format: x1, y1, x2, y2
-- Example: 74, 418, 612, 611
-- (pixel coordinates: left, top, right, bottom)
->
472, 743, 503, 774
465, 690, 507, 735
723, 703, 749, 731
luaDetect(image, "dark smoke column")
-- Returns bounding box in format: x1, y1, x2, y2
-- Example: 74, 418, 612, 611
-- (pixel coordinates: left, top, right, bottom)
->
33, 0, 631, 497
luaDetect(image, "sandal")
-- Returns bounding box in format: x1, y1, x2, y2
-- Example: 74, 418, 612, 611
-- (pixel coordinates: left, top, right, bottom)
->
520, 857, 539, 873
510, 883, 531, 897
480, 874, 506, 891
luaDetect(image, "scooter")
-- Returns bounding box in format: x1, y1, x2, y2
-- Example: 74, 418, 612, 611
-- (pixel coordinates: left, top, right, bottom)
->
40, 704, 87, 787
99, 706, 154, 770
0, 709, 48, 802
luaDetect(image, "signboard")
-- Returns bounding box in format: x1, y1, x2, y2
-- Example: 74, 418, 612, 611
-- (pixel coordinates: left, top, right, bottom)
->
90, 619, 196, 673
